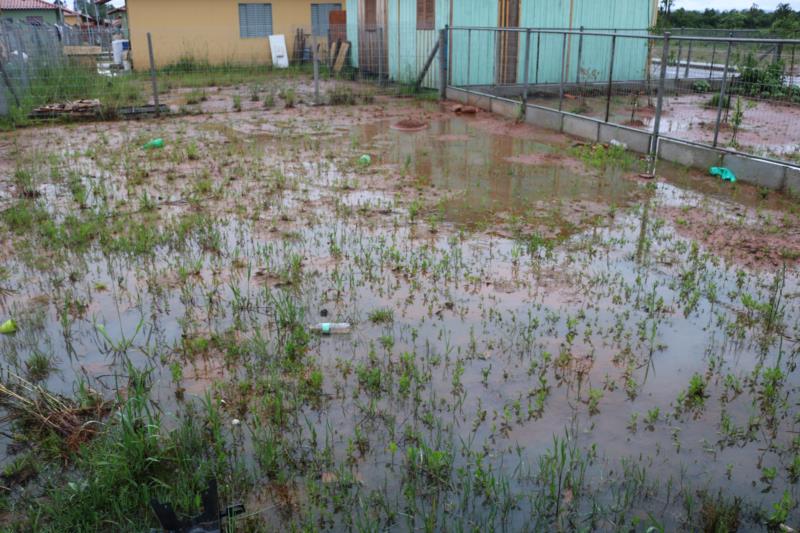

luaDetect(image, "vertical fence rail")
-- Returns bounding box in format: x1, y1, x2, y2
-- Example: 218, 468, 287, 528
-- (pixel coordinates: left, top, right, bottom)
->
650, 32, 671, 172
712, 38, 734, 147
559, 32, 567, 112
523, 29, 531, 105
439, 28, 447, 99
604, 34, 617, 123
576, 26, 585, 84
147, 32, 159, 117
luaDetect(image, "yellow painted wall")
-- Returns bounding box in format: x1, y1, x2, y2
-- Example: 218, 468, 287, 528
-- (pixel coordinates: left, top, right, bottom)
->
128, 0, 328, 69
63, 14, 82, 26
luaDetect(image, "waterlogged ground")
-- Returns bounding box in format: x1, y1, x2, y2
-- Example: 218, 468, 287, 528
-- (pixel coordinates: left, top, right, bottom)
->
1, 83, 800, 531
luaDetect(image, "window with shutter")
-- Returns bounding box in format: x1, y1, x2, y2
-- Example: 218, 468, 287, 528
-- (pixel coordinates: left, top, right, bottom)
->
238, 4, 273, 39
417, 0, 434, 30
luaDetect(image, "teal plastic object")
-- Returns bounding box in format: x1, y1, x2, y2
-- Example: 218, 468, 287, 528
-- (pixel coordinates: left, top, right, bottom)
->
143, 138, 164, 150
358, 154, 371, 166
710, 167, 736, 183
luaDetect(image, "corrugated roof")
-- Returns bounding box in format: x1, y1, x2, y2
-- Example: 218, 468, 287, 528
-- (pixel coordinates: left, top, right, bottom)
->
0, 0, 60, 10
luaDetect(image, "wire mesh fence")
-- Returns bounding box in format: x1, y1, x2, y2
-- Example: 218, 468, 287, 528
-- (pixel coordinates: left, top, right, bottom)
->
3, 19, 798, 169
0, 21, 444, 126
449, 27, 800, 168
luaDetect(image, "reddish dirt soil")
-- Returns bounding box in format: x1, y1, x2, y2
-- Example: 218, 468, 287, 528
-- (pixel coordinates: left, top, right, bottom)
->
391, 118, 429, 131
658, 205, 800, 269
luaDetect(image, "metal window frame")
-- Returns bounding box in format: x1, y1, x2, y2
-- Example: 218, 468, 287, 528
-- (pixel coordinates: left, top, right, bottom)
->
238, 3, 273, 39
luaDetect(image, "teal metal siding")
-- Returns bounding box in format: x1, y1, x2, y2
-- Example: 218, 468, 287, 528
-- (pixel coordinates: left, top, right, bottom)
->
346, 0, 359, 67
363, 0, 653, 87
450, 0, 497, 86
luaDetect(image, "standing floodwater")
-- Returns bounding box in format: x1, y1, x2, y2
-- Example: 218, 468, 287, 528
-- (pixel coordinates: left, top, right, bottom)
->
0, 92, 799, 531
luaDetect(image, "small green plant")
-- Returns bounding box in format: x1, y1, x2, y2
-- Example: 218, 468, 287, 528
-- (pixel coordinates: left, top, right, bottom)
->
767, 490, 793, 528
708, 93, 731, 109
699, 491, 741, 533
249, 83, 261, 102
328, 85, 356, 105
185, 89, 207, 105
25, 351, 54, 382
644, 407, 660, 430
574, 142, 636, 171
186, 141, 200, 161
683, 373, 707, 409
281, 88, 296, 108
692, 80, 712, 93
587, 388, 603, 415
232, 94, 242, 112
368, 308, 394, 325
729, 96, 754, 146
263, 92, 275, 108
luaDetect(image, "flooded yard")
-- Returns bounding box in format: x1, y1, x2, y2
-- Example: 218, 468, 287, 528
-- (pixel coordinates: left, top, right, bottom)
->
1, 82, 800, 531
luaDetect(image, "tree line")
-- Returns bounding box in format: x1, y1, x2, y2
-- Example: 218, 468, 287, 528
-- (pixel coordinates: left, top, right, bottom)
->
658, 2, 799, 35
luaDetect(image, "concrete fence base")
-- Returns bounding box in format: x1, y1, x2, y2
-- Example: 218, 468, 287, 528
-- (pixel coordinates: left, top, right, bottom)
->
446, 86, 800, 195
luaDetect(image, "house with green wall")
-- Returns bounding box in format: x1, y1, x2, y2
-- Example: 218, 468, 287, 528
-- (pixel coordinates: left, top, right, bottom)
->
0, 0, 61, 25
345, 0, 659, 88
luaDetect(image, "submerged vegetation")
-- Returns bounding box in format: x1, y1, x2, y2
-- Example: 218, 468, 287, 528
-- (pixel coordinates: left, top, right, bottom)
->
0, 74, 798, 532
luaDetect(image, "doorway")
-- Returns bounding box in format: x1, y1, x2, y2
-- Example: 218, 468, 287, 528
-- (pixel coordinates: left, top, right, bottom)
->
497, 0, 520, 84
359, 0, 388, 78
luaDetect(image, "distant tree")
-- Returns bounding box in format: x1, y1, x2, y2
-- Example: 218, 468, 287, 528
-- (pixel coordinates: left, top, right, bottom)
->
657, 5, 798, 32
660, 0, 675, 22
771, 3, 800, 36
775, 3, 793, 18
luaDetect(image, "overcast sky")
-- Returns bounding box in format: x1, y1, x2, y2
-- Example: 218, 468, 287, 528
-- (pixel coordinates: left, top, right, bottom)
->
674, 0, 800, 9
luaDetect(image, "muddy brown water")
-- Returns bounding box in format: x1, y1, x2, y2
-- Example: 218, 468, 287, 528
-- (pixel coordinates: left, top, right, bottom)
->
0, 102, 799, 529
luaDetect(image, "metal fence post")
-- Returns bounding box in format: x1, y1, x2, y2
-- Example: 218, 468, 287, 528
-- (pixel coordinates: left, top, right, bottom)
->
448, 25, 453, 87
604, 33, 617, 123
649, 32, 671, 173
576, 26, 584, 84
559, 32, 567, 112
684, 39, 692, 78
675, 37, 682, 81
534, 32, 541, 85
147, 32, 160, 117
492, 29, 499, 87
312, 33, 320, 104
378, 27, 384, 87
466, 28, 472, 87
712, 38, 734, 148
709, 42, 716, 79
523, 29, 531, 105
438, 28, 447, 99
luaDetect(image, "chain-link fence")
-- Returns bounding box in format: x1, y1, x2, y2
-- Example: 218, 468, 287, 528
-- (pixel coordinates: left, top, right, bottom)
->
449, 27, 800, 168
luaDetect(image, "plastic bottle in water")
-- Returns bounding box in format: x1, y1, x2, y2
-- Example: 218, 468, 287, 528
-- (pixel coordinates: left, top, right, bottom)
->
312, 322, 351, 335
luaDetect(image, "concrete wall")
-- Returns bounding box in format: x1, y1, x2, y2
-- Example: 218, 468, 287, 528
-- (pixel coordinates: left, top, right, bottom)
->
447, 87, 800, 193
127, 0, 322, 68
